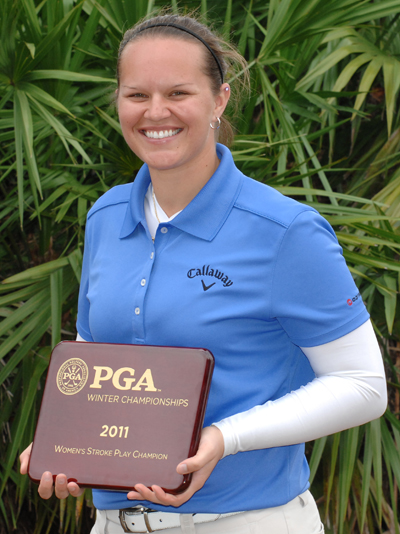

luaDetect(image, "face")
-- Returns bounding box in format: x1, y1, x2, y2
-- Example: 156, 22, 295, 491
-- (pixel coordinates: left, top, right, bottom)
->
117, 37, 229, 174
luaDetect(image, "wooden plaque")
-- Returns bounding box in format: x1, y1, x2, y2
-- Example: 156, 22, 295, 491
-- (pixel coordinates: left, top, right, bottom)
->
28, 341, 214, 494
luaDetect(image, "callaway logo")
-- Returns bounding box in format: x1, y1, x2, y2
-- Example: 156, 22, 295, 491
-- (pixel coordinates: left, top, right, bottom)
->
201, 280, 215, 292
187, 265, 233, 291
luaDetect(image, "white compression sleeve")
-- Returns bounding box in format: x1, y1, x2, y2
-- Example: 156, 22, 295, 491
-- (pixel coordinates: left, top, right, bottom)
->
213, 320, 387, 457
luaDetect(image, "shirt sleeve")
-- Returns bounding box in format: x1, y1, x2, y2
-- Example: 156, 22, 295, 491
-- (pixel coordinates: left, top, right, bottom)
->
271, 210, 370, 346
213, 320, 387, 457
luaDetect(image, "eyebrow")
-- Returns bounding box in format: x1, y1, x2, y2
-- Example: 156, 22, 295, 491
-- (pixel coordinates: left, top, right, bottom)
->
122, 83, 196, 89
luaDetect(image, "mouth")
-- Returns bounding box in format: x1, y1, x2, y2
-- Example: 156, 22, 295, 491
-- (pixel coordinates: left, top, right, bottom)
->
141, 128, 182, 139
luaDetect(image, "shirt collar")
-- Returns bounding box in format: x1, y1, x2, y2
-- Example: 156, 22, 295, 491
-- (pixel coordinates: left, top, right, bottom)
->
119, 143, 244, 241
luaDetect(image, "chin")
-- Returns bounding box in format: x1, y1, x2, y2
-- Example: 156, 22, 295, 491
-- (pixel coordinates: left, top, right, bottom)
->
146, 155, 184, 171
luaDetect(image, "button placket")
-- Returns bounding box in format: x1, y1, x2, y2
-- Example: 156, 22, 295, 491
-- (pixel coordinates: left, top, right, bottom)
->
133, 244, 156, 343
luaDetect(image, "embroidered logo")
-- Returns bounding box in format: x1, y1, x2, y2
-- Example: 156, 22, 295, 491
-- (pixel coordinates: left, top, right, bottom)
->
201, 280, 216, 292
347, 292, 361, 306
187, 265, 233, 290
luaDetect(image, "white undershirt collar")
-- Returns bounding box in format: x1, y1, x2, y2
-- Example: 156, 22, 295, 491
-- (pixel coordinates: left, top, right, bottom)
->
144, 183, 182, 241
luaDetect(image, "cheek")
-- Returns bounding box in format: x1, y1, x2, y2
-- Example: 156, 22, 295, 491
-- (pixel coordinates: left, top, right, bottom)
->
118, 102, 139, 126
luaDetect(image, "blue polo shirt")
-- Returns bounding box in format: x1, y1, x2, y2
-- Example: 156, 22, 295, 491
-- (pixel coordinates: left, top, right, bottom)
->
77, 144, 369, 513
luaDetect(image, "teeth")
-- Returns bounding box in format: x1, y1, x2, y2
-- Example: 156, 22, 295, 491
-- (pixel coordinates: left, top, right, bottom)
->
143, 129, 181, 139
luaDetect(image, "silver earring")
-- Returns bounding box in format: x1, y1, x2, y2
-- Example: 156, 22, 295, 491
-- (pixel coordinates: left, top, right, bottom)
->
210, 117, 221, 130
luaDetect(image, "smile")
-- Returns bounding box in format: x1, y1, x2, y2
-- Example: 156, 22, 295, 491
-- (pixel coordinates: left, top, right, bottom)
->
142, 129, 182, 139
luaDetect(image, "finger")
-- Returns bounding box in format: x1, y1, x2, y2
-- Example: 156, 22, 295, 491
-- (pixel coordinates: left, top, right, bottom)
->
67, 482, 85, 497
38, 471, 54, 500
176, 427, 224, 475
127, 484, 184, 508
126, 484, 184, 507
126, 489, 144, 500
176, 449, 215, 475
176, 450, 211, 475
19, 444, 32, 475
127, 484, 162, 504
149, 485, 197, 508
54, 474, 71, 499
127, 480, 199, 508
150, 485, 187, 507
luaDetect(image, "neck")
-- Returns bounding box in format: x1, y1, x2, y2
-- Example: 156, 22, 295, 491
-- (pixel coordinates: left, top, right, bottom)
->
150, 148, 220, 217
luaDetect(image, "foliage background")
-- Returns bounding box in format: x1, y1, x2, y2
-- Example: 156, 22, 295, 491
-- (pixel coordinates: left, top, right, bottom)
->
1, 0, 400, 532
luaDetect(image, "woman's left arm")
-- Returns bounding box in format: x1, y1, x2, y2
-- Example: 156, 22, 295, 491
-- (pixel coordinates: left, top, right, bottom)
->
214, 319, 387, 457
128, 319, 386, 506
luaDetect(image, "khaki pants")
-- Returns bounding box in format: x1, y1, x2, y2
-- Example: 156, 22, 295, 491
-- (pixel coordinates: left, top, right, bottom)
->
91, 490, 324, 534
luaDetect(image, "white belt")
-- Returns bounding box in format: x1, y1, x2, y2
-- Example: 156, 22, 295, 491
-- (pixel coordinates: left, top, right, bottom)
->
115, 506, 243, 533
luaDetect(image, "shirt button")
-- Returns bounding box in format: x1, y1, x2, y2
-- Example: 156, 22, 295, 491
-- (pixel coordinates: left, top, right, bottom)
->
150, 252, 154, 259
161, 227, 168, 234
141, 279, 146, 286
135, 307, 140, 315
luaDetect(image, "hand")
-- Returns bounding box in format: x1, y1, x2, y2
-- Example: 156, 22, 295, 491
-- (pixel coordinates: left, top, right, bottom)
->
19, 443, 84, 500
127, 425, 224, 507
19, 443, 32, 475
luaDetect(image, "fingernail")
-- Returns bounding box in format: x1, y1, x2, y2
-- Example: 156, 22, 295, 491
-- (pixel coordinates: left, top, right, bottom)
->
59, 476, 66, 485
43, 473, 52, 482
177, 463, 188, 474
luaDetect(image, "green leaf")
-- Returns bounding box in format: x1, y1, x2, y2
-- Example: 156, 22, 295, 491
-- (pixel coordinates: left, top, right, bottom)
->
28, 96, 92, 165
353, 56, 383, 116
68, 248, 83, 284
338, 427, 359, 534
0, 353, 48, 497
309, 436, 327, 484
28, 70, 116, 84
13, 90, 24, 227
50, 269, 63, 348
2, 257, 69, 284
18, 82, 74, 116
383, 58, 400, 137
24, 42, 36, 59
20, 0, 42, 43
95, 106, 122, 135
382, 274, 397, 334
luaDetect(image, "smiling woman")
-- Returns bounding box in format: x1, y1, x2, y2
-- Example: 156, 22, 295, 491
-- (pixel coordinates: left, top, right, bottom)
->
116, 36, 229, 213
115, 16, 245, 216
19, 12, 387, 534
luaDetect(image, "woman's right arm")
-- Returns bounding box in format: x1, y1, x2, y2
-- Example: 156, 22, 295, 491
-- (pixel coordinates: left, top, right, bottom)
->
19, 335, 87, 499
20, 444, 84, 499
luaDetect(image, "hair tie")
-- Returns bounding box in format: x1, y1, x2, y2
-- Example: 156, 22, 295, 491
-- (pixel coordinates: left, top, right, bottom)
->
135, 22, 224, 84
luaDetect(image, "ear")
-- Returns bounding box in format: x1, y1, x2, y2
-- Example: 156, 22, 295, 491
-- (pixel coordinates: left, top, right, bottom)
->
214, 83, 230, 117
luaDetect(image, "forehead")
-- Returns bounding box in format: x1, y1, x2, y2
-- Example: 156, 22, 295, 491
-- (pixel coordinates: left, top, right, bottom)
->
119, 37, 207, 80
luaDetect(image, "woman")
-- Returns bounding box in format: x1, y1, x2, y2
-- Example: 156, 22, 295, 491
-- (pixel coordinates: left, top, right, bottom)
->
20, 13, 387, 534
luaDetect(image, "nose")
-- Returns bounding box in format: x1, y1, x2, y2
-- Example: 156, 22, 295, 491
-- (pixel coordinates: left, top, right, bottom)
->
143, 95, 171, 121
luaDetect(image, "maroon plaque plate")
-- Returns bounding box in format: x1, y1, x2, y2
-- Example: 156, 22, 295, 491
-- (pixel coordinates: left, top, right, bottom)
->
28, 341, 214, 494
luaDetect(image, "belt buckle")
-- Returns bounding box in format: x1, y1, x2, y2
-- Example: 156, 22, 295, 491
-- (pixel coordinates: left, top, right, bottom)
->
119, 507, 154, 533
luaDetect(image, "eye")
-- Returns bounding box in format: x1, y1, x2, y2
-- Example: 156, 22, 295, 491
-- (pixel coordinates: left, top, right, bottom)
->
171, 91, 188, 96
129, 93, 148, 99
